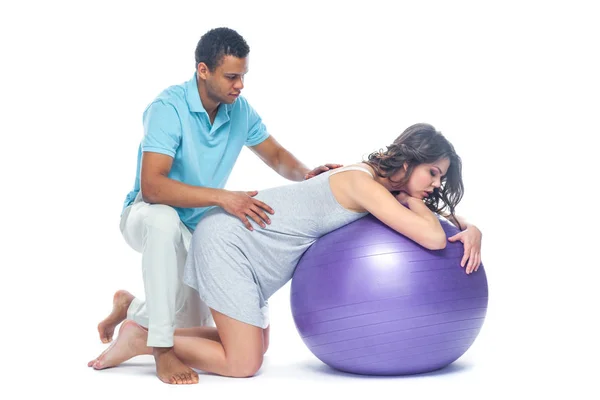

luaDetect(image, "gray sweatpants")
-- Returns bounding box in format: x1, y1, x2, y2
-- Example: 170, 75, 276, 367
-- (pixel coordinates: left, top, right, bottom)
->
120, 193, 213, 347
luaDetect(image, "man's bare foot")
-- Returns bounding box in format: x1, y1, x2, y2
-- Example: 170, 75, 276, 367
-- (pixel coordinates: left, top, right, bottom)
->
97, 290, 134, 343
154, 347, 199, 385
88, 320, 151, 369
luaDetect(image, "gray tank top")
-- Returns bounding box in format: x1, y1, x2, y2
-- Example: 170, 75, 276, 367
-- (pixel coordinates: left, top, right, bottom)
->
187, 165, 374, 310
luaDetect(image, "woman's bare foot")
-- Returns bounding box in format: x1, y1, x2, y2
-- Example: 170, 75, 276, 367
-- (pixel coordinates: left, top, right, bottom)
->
88, 320, 150, 369
153, 347, 199, 384
97, 290, 134, 343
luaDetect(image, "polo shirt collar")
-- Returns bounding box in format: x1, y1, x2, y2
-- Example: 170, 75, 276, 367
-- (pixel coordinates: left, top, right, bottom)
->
185, 73, 232, 119
186, 73, 206, 113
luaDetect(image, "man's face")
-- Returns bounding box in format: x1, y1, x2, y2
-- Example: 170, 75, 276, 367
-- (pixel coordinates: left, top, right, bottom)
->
201, 55, 248, 104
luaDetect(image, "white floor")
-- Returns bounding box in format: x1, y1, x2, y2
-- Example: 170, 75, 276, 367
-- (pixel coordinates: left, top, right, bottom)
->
6, 217, 598, 399
15, 276, 594, 400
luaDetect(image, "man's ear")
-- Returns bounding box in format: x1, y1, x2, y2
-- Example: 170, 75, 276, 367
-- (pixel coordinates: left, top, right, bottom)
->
197, 62, 210, 80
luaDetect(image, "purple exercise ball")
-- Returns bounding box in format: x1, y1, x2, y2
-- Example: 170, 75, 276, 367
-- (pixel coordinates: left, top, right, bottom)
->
290, 214, 488, 376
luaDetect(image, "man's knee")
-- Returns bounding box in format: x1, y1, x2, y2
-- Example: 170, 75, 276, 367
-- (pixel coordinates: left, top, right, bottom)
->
143, 204, 182, 237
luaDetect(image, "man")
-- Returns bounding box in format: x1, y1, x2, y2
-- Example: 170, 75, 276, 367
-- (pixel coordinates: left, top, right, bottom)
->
87, 27, 341, 384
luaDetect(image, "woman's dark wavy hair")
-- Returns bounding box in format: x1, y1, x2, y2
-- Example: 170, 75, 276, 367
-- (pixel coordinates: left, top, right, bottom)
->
364, 123, 464, 222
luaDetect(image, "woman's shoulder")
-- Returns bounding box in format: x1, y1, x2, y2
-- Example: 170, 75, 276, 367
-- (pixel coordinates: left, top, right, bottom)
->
329, 163, 376, 178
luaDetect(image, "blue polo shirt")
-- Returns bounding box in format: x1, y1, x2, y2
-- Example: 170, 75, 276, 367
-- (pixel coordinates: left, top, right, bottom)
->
122, 73, 270, 231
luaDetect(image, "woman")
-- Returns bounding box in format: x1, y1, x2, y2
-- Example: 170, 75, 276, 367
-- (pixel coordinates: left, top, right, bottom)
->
88, 123, 483, 384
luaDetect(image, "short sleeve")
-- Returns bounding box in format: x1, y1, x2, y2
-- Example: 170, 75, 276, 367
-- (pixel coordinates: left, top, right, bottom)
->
141, 101, 182, 157
244, 102, 270, 147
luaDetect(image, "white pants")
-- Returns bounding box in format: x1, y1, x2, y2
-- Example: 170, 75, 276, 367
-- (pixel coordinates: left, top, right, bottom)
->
120, 193, 214, 347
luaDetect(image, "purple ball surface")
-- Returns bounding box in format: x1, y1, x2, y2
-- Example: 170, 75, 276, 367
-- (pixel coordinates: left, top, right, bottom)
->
290, 214, 488, 375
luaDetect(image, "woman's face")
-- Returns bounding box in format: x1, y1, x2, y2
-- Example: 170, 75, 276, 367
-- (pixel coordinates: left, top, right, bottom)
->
391, 158, 450, 199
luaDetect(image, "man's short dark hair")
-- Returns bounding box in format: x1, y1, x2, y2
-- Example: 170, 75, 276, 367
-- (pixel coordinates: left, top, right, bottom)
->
195, 27, 250, 71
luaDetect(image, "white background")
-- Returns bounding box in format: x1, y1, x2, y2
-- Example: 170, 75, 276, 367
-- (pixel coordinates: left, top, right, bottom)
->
1, 0, 598, 398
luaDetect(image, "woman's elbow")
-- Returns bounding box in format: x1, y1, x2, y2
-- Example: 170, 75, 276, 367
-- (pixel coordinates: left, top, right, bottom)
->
428, 238, 447, 250
423, 232, 447, 250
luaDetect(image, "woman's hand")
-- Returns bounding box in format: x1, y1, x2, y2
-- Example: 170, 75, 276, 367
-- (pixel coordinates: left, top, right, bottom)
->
448, 225, 482, 274
395, 191, 411, 207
